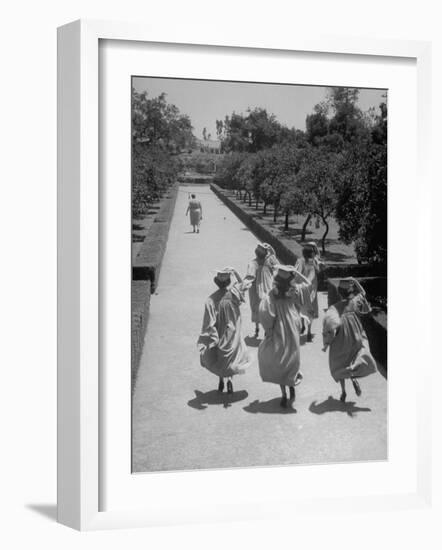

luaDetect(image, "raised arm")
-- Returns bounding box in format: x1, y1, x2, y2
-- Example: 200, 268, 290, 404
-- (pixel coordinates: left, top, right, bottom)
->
292, 268, 311, 286
227, 267, 242, 283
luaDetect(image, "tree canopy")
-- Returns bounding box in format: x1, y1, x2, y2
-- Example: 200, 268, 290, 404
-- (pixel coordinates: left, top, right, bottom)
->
132, 89, 195, 216
214, 88, 387, 264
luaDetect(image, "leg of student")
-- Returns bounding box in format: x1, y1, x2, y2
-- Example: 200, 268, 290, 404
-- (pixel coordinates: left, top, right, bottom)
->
351, 377, 362, 396
280, 385, 288, 408
339, 379, 347, 402
289, 385, 295, 401
218, 377, 224, 392
227, 376, 233, 394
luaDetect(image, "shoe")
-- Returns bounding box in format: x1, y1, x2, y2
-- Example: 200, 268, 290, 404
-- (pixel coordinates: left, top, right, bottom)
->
340, 391, 347, 403
289, 386, 295, 401
280, 395, 288, 408
218, 379, 224, 392
352, 379, 362, 397
227, 380, 233, 394
295, 372, 303, 386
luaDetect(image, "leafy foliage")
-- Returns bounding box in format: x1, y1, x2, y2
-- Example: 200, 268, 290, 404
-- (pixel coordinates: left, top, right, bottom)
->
335, 104, 387, 263
132, 88, 195, 216
213, 89, 387, 264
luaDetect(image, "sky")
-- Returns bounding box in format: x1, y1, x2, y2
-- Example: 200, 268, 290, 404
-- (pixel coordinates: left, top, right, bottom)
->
133, 76, 386, 140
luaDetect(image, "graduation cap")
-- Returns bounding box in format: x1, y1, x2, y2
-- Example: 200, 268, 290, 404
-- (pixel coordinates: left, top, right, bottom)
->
213, 268, 232, 283
274, 264, 296, 282
256, 242, 276, 260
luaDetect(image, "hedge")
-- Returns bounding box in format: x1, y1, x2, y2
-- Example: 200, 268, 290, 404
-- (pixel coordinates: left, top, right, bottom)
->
132, 184, 179, 385
133, 184, 179, 291
132, 280, 151, 389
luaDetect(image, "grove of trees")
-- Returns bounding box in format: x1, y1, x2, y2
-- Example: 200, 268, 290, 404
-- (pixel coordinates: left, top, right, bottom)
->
132, 89, 195, 217
214, 88, 387, 264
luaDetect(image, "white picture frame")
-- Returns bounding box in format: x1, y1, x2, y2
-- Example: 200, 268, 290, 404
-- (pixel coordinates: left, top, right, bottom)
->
57, 19, 432, 531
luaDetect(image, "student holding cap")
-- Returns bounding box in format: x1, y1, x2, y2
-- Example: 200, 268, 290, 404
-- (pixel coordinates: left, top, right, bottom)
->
257, 264, 312, 408
322, 277, 377, 402
197, 267, 252, 394
245, 242, 278, 338
295, 242, 323, 342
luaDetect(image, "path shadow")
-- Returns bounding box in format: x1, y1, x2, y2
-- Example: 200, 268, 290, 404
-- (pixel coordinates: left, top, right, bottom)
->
188, 389, 248, 410
277, 226, 306, 237
243, 398, 297, 415
245, 335, 261, 347
309, 396, 371, 418
25, 504, 57, 522
132, 222, 145, 231
132, 235, 145, 243
322, 251, 353, 262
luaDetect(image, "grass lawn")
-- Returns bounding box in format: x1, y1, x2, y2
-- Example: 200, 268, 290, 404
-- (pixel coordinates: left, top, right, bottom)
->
232, 194, 357, 264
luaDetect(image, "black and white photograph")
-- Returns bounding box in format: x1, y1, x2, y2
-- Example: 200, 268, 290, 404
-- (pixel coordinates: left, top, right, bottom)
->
131, 76, 388, 474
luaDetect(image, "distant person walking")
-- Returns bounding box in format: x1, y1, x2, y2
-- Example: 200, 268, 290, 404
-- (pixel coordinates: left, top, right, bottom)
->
245, 242, 278, 338
186, 193, 202, 233
295, 242, 323, 342
197, 268, 252, 394
258, 265, 312, 408
322, 278, 377, 402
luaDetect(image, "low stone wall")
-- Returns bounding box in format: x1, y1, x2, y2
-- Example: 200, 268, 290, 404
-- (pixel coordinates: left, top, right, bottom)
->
133, 184, 179, 291
132, 184, 179, 385
131, 280, 151, 388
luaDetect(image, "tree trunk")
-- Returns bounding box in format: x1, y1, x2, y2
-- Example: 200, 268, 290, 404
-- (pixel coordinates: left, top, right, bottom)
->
273, 203, 278, 223
301, 214, 312, 241
284, 211, 289, 231
248, 192, 252, 207
321, 216, 329, 253
255, 197, 259, 210
263, 202, 267, 215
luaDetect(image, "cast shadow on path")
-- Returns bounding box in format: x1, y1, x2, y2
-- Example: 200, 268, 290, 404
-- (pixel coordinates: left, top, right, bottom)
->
243, 398, 297, 415
188, 389, 248, 410
309, 396, 371, 418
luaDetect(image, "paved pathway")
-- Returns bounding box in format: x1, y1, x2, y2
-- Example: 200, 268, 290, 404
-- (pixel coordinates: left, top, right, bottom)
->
132, 185, 387, 472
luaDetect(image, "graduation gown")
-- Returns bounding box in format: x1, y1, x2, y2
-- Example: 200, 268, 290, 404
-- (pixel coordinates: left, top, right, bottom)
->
323, 294, 377, 382
246, 254, 277, 323
257, 282, 311, 386
197, 284, 250, 378
294, 257, 319, 320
